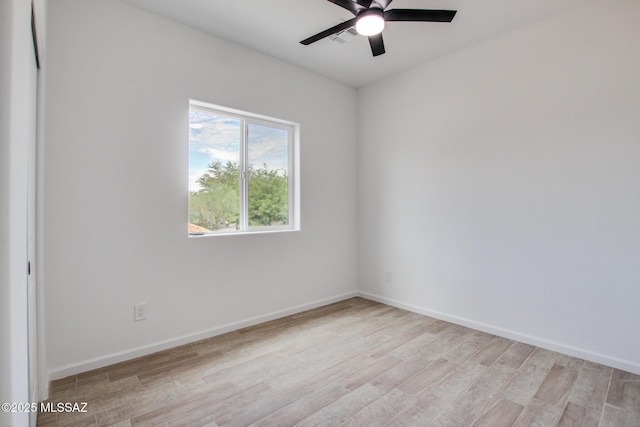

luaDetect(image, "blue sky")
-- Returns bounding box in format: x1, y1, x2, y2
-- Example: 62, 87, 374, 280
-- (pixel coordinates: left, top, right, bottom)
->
189, 108, 289, 191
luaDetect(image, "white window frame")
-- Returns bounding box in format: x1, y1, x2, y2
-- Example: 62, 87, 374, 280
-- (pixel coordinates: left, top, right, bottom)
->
189, 100, 300, 236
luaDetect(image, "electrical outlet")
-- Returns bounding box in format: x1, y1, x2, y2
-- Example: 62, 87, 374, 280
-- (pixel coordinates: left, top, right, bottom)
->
385, 270, 393, 283
134, 303, 147, 321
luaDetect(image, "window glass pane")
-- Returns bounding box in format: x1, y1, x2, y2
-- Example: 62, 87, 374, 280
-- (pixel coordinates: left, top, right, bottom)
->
188, 109, 241, 233
247, 123, 289, 227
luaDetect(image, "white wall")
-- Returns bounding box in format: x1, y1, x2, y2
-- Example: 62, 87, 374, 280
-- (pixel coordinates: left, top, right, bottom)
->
358, 0, 640, 373
0, 0, 13, 419
0, 2, 16, 424
1, 0, 38, 424
44, 0, 358, 377
34, 0, 49, 402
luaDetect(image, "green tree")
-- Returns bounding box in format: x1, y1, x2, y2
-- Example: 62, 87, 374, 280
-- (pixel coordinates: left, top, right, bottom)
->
248, 164, 288, 226
197, 161, 239, 190
189, 161, 240, 230
189, 161, 288, 231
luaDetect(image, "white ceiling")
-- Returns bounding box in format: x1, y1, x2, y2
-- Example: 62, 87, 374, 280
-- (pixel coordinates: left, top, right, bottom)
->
119, 0, 592, 87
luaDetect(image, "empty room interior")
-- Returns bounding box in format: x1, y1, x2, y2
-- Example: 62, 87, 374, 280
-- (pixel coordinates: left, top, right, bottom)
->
2, 0, 640, 425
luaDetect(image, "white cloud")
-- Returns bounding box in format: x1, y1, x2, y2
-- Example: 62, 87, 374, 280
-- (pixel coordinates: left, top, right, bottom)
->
189, 169, 206, 192
200, 147, 239, 164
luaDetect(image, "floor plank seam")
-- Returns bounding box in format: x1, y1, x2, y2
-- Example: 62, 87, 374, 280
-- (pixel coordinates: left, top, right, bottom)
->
38, 298, 640, 427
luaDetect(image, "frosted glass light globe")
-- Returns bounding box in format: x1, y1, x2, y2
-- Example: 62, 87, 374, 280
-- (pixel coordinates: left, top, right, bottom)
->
356, 12, 385, 36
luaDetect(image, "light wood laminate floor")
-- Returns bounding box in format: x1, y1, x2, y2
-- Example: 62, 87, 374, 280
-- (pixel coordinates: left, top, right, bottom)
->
38, 298, 640, 427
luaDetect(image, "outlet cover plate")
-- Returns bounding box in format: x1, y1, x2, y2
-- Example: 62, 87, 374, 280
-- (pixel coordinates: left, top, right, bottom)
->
134, 303, 147, 321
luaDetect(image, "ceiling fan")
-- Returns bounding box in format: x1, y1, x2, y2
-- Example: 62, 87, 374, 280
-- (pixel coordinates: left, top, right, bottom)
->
300, 0, 457, 57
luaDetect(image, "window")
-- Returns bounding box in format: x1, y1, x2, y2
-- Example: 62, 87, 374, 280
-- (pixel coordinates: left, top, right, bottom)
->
188, 100, 299, 235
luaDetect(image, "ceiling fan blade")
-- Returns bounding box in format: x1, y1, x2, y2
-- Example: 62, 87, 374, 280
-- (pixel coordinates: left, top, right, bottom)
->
384, 9, 457, 22
368, 34, 385, 57
326, 0, 362, 15
373, 0, 394, 10
356, 0, 374, 7
300, 18, 357, 45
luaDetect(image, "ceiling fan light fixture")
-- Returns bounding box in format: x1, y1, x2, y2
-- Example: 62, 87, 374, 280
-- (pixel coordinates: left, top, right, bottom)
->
355, 9, 385, 36
300, 1, 457, 57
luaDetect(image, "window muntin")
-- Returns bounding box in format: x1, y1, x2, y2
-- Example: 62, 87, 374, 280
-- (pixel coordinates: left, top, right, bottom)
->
188, 101, 298, 236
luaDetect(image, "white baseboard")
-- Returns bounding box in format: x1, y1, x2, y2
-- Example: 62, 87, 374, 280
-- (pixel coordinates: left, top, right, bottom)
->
358, 291, 640, 376
48, 291, 358, 381
50, 289, 640, 381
